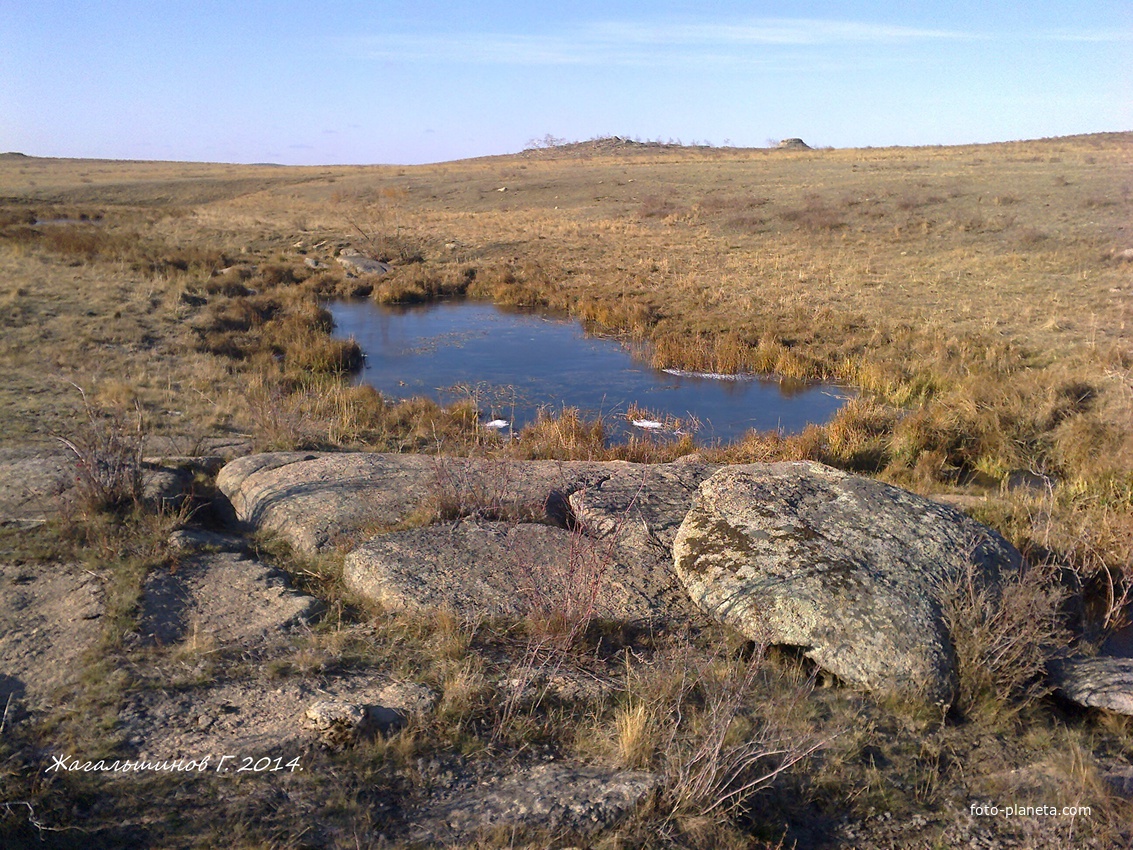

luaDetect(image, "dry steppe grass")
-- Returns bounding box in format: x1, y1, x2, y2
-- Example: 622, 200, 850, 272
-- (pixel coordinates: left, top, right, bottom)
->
1, 136, 1132, 847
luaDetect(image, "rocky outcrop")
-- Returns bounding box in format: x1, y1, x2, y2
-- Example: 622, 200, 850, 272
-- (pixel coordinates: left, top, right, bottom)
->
0, 561, 105, 709
219, 452, 1040, 703
221, 452, 716, 622
1049, 656, 1133, 715
218, 452, 714, 553
218, 452, 442, 550
672, 462, 1024, 705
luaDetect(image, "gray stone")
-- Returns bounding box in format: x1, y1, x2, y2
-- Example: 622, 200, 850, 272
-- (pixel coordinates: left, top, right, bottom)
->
567, 458, 717, 621
344, 520, 682, 622
1104, 766, 1133, 798
166, 528, 246, 553
336, 252, 391, 277
568, 458, 717, 550
141, 465, 195, 511
672, 462, 1024, 705
304, 699, 368, 749
218, 452, 438, 551
0, 448, 71, 523
413, 763, 660, 843
1049, 656, 1133, 715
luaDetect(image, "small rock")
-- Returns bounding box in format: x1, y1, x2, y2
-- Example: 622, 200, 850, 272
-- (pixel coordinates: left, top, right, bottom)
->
167, 528, 245, 553
336, 254, 391, 277
142, 465, 195, 512
412, 763, 660, 842
1049, 656, 1133, 715
1104, 766, 1133, 798
304, 699, 368, 748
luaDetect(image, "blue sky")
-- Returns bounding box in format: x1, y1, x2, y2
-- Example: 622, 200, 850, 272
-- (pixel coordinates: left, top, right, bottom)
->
2, 1, 1130, 164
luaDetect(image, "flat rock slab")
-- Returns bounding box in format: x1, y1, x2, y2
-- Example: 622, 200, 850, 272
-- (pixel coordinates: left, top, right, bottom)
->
0, 447, 216, 522
219, 452, 440, 550
344, 520, 691, 622
0, 561, 104, 710
568, 459, 717, 550
217, 452, 715, 556
412, 763, 660, 843
0, 448, 71, 523
672, 462, 1024, 705
139, 552, 321, 646
1049, 656, 1133, 715
119, 675, 433, 760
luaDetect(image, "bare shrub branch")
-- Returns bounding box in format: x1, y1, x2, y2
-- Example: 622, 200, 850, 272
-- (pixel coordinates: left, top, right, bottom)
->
656, 642, 826, 821
942, 535, 1072, 718
56, 382, 145, 513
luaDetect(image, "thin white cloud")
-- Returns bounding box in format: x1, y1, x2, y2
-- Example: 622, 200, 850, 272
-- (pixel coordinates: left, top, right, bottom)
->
590, 18, 976, 47
345, 16, 982, 69
344, 16, 1132, 69
1030, 28, 1133, 43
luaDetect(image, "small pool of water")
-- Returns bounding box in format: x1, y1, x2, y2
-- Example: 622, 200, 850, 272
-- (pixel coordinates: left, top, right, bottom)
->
328, 299, 852, 444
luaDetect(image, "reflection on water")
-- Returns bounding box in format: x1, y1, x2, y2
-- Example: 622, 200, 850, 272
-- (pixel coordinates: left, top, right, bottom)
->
328, 299, 853, 444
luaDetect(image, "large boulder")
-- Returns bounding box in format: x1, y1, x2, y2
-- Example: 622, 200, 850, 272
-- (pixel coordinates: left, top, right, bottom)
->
672, 462, 1024, 705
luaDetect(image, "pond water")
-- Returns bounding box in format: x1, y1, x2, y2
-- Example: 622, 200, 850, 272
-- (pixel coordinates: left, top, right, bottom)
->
328, 299, 852, 444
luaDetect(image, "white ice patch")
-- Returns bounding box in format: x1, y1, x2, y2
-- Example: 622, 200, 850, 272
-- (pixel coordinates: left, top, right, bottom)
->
662, 368, 751, 381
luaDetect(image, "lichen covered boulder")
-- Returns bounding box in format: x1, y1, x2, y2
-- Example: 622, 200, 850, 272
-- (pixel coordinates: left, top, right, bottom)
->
672, 462, 1024, 705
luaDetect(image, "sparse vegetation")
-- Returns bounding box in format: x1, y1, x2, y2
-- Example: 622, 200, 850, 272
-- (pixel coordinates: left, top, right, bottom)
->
1, 135, 1132, 846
